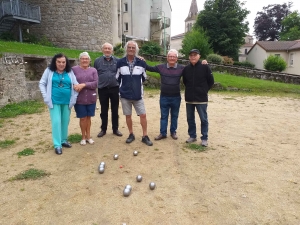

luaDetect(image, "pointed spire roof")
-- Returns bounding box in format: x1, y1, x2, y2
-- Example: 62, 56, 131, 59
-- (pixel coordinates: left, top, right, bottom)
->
185, 0, 198, 22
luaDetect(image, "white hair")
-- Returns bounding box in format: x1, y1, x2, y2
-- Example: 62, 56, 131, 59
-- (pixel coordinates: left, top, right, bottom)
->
124, 40, 139, 56
79, 51, 90, 60
167, 49, 178, 57
101, 42, 113, 50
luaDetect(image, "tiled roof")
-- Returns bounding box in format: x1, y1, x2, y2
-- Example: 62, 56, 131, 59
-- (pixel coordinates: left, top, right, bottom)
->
289, 41, 300, 50
248, 40, 300, 54
256, 41, 299, 51
171, 33, 185, 40
243, 43, 254, 47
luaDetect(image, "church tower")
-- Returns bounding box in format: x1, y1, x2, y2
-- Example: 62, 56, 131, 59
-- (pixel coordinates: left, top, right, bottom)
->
185, 0, 199, 32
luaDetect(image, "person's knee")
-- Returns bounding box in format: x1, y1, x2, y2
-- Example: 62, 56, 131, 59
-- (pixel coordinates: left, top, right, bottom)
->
80, 117, 88, 122
139, 114, 146, 119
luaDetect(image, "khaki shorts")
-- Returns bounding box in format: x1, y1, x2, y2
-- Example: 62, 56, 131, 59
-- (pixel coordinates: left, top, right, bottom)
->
120, 98, 146, 115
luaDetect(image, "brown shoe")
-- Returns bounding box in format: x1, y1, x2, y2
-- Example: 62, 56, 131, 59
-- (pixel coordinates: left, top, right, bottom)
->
113, 130, 123, 136
171, 133, 178, 140
97, 130, 106, 138
154, 134, 167, 141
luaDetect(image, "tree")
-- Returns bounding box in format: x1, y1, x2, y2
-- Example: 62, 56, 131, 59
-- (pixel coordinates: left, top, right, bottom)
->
263, 55, 287, 72
180, 28, 212, 59
139, 41, 162, 55
280, 11, 300, 40
254, 3, 292, 41
195, 0, 249, 60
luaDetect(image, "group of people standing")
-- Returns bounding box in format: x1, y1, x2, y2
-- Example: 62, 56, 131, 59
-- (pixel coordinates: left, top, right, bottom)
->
39, 40, 214, 155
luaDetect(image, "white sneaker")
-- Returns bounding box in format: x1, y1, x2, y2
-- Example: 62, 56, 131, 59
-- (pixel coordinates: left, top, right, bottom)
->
86, 138, 95, 144
201, 140, 208, 147
80, 140, 86, 145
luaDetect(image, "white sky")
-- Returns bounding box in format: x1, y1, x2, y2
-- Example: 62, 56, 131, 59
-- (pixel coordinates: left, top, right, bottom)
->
169, 0, 300, 37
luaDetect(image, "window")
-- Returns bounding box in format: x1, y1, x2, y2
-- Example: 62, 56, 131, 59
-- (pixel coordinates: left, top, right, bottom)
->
289, 53, 294, 66
124, 22, 128, 32
124, 3, 128, 12
244, 49, 248, 54
275, 54, 280, 57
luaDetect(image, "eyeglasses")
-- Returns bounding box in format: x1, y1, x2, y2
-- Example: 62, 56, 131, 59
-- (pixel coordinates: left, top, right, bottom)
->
127, 46, 136, 49
168, 56, 177, 59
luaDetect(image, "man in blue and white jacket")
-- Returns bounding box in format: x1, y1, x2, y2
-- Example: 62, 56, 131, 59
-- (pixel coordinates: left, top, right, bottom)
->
116, 40, 153, 146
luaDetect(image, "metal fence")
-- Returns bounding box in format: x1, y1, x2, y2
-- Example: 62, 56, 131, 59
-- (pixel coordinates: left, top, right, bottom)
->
0, 0, 40, 21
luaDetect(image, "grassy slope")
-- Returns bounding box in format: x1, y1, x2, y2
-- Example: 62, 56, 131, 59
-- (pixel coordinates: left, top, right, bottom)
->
0, 41, 102, 63
1, 40, 300, 97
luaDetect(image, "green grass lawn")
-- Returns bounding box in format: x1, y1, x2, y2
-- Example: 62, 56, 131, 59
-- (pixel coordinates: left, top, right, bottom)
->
0, 40, 102, 63
213, 72, 300, 96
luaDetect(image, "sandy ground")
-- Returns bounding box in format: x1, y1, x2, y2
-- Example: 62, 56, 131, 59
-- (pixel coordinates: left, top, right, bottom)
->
0, 90, 300, 225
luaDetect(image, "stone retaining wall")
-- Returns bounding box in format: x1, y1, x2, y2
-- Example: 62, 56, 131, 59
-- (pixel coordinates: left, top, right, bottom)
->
142, 54, 300, 85
0, 53, 77, 107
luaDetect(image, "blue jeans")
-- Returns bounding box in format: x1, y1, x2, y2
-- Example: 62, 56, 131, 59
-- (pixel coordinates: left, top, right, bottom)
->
186, 103, 208, 140
160, 95, 181, 136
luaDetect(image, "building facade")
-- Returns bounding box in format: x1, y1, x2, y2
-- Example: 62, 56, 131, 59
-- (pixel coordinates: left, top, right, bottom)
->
238, 35, 254, 62
170, 0, 198, 53
247, 41, 300, 75
14, 0, 172, 51
115, 0, 172, 52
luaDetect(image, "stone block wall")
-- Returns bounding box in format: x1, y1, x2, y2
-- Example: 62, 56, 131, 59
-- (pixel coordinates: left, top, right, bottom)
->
0, 53, 77, 107
0, 55, 31, 107
25, 0, 113, 51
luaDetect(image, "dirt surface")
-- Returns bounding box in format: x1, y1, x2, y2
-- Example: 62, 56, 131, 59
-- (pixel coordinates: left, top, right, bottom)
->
0, 91, 300, 225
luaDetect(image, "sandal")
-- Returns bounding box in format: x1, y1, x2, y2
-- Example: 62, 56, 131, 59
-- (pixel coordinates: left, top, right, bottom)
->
86, 138, 95, 144
80, 140, 86, 145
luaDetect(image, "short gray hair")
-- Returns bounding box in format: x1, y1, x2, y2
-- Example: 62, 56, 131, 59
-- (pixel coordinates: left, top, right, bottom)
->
101, 42, 113, 50
124, 40, 139, 56
79, 51, 90, 60
167, 49, 178, 57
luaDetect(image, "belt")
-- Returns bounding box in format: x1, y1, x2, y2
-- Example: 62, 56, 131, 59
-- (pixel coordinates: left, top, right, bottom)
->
100, 86, 119, 90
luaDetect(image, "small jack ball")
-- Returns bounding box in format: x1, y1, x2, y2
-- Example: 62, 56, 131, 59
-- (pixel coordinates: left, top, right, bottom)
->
133, 151, 138, 156
136, 175, 142, 182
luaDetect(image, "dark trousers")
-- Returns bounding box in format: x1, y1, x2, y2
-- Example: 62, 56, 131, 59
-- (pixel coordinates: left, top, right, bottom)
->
98, 86, 120, 132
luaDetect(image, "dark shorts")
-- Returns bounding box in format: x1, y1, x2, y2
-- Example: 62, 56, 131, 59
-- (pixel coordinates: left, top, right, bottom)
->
74, 103, 96, 118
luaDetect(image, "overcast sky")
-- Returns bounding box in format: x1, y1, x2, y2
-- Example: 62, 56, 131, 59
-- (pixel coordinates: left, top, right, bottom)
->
169, 0, 300, 37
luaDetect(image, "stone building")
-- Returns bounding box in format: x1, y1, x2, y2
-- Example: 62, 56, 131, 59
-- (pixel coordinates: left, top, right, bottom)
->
0, 0, 172, 51
23, 0, 112, 51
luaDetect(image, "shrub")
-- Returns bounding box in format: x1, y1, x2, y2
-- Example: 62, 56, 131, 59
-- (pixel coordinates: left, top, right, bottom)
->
234, 61, 255, 68
179, 28, 212, 59
22, 32, 39, 44
140, 41, 162, 55
0, 31, 17, 41
113, 43, 124, 56
38, 35, 54, 47
222, 56, 234, 65
207, 54, 223, 64
240, 61, 255, 69
263, 55, 287, 72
